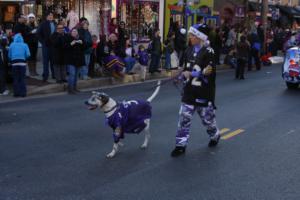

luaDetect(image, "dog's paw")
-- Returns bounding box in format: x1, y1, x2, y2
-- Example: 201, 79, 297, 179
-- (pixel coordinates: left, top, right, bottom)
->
140, 144, 148, 149
106, 152, 116, 158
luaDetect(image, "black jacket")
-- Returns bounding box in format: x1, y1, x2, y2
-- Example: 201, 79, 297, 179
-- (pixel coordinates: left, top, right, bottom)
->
182, 46, 216, 107
13, 23, 29, 39
150, 36, 162, 55
37, 20, 56, 46
96, 40, 109, 64
64, 35, 86, 67
175, 30, 186, 52
78, 28, 93, 54
0, 47, 3, 67
26, 22, 38, 47
50, 32, 66, 65
236, 41, 250, 59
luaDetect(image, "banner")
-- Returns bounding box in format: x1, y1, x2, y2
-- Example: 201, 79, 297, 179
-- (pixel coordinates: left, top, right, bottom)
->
168, 4, 183, 14
235, 6, 245, 18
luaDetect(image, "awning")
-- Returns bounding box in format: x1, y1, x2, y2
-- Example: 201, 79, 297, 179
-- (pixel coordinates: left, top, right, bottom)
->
248, 2, 259, 12
248, 2, 275, 18
293, 7, 300, 18
278, 5, 300, 18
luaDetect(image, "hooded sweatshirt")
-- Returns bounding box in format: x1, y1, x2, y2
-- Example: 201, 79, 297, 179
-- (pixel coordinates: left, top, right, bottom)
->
8, 34, 30, 65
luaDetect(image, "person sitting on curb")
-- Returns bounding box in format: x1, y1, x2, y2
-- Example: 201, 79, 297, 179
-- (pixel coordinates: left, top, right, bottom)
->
8, 34, 30, 97
104, 50, 125, 79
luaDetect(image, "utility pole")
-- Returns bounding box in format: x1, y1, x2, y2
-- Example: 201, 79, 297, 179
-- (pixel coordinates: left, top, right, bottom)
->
78, 0, 81, 18
130, 0, 134, 49
244, 0, 248, 28
262, 0, 268, 53
184, 0, 187, 32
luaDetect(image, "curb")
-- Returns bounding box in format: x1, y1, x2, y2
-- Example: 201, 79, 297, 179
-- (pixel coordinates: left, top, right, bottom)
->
27, 69, 181, 96
24, 65, 233, 96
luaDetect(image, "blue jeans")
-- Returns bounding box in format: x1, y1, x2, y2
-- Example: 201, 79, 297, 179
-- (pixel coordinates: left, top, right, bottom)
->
42, 45, 54, 80
67, 65, 79, 89
12, 65, 26, 97
149, 53, 161, 73
164, 52, 171, 70
80, 54, 91, 79
124, 56, 136, 73
0, 64, 7, 93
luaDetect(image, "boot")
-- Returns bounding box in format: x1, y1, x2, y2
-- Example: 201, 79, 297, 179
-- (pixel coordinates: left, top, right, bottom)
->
68, 87, 76, 95
171, 146, 186, 157
74, 86, 81, 93
28, 61, 39, 76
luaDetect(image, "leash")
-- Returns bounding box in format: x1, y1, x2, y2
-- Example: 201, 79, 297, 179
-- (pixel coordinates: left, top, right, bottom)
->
147, 69, 184, 92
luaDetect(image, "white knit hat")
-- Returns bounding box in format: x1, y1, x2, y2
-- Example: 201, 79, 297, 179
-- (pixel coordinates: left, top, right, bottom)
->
27, 13, 36, 18
188, 25, 208, 41
180, 28, 186, 35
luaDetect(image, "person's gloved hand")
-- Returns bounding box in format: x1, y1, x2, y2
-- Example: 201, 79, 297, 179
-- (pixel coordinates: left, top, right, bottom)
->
203, 65, 213, 76
191, 70, 200, 77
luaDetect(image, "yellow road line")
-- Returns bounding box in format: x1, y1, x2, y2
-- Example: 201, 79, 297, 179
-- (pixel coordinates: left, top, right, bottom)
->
220, 128, 230, 135
221, 129, 245, 140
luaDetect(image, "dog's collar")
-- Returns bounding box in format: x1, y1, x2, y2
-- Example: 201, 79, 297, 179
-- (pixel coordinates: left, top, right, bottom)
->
103, 103, 118, 114
100, 100, 109, 109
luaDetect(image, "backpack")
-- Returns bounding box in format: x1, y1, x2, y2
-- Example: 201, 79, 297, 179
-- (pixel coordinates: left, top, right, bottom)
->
253, 42, 261, 51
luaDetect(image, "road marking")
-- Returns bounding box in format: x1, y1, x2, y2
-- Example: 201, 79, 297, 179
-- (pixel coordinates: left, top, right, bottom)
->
221, 129, 245, 140
220, 128, 230, 135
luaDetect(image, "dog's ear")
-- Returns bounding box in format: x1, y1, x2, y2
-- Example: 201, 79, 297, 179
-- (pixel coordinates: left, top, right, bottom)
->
99, 93, 109, 105
92, 91, 97, 95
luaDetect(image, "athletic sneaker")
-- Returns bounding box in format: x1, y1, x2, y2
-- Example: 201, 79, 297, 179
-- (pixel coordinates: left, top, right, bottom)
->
171, 146, 186, 157
208, 134, 221, 147
0, 90, 9, 96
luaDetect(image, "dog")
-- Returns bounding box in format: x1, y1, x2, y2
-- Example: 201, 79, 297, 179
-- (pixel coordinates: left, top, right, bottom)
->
85, 81, 161, 158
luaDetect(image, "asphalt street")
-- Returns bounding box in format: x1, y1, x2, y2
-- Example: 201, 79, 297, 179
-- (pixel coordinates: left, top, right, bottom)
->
1, 64, 300, 200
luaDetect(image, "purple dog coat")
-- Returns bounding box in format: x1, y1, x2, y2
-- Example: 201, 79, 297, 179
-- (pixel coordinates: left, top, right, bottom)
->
106, 100, 152, 143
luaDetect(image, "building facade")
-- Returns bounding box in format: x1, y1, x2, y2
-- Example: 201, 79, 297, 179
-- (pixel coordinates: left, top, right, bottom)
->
214, 0, 300, 27
164, 0, 215, 39
0, 0, 37, 31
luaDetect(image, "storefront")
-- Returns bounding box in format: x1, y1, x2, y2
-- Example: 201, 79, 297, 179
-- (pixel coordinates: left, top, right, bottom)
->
39, 0, 101, 36
45, 0, 163, 42
0, 0, 36, 32
213, 0, 248, 26
247, 2, 300, 28
118, 0, 159, 41
164, 0, 214, 40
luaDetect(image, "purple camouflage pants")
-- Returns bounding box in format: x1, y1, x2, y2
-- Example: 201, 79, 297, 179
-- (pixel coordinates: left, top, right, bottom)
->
175, 103, 219, 147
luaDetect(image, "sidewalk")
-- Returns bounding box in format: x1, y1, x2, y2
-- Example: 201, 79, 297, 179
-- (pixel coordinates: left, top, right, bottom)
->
0, 64, 231, 100
0, 48, 233, 99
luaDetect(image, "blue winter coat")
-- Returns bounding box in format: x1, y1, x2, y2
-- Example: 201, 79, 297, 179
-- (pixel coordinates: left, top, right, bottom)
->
8, 34, 30, 61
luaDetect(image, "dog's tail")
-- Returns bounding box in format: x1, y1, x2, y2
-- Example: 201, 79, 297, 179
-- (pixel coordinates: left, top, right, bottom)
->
147, 80, 161, 102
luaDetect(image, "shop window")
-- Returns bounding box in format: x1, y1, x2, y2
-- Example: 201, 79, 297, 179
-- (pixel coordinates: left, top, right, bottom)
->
118, 2, 159, 42
4, 5, 17, 22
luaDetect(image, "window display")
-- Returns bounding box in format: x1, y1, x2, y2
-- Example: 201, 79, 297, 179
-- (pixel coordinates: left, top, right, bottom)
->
118, 1, 159, 42
4, 6, 16, 22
